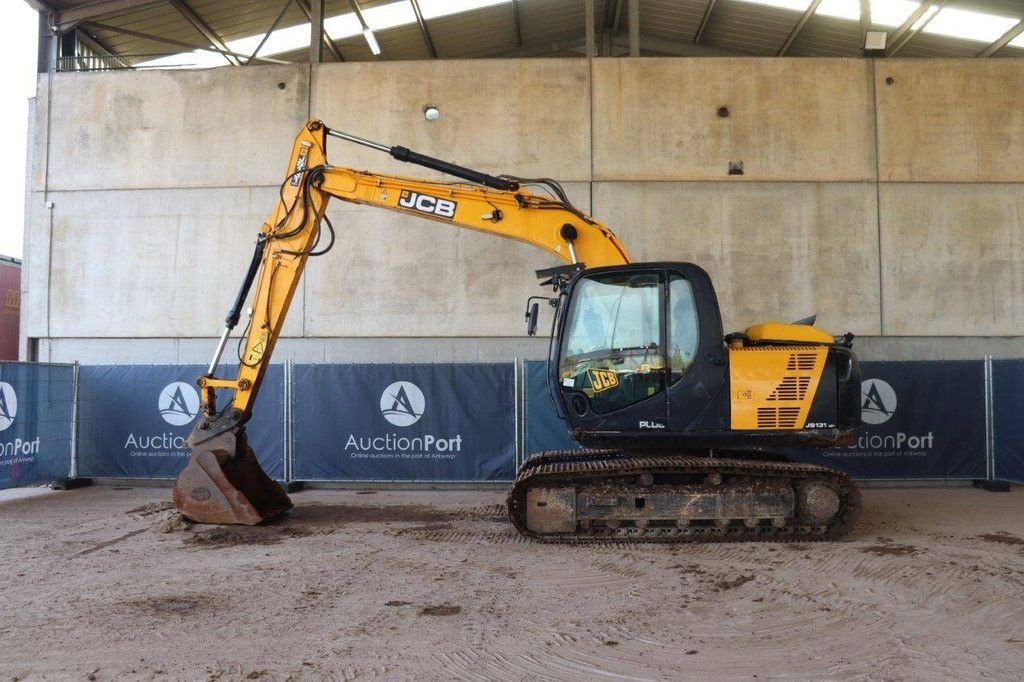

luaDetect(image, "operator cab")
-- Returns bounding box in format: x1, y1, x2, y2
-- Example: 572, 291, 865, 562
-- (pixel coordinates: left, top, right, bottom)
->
550, 263, 728, 442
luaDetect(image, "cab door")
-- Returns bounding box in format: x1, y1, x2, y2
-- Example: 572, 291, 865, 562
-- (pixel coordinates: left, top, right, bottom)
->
664, 265, 727, 432
555, 268, 669, 433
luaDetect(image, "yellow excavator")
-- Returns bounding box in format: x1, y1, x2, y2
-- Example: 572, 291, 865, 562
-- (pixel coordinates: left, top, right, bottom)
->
173, 119, 862, 542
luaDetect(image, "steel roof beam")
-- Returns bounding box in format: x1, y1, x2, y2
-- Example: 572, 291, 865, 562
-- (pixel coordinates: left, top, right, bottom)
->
511, 0, 522, 48
246, 0, 294, 64
694, 0, 717, 44
309, 0, 324, 63
978, 18, 1024, 57
888, 0, 944, 56
295, 0, 344, 61
628, 0, 639, 56
777, 0, 822, 56
76, 28, 132, 68
585, 0, 595, 58
168, 0, 240, 65
49, 0, 164, 34
84, 20, 290, 64
409, 0, 437, 58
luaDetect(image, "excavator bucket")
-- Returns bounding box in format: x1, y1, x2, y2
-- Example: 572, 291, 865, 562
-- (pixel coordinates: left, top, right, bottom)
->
172, 428, 292, 525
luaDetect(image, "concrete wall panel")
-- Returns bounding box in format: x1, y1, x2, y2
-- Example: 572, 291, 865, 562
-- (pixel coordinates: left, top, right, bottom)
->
877, 60, 1024, 183
312, 60, 591, 181
43, 65, 309, 191
594, 182, 881, 335
880, 184, 1024, 335
29, 80, 48, 193
45, 187, 304, 338
303, 182, 591, 336
23, 193, 50, 339
592, 58, 876, 182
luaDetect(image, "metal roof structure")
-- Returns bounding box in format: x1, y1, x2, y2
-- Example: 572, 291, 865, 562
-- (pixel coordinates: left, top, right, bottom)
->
24, 0, 1024, 71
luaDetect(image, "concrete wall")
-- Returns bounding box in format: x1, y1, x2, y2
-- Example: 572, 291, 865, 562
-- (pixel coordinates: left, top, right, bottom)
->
22, 58, 1024, 364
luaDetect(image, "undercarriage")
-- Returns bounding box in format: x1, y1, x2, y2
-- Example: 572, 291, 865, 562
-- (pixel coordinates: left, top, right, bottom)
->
507, 450, 860, 543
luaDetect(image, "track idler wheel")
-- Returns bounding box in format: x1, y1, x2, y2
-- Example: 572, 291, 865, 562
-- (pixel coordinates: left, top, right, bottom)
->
172, 427, 292, 525
798, 480, 842, 524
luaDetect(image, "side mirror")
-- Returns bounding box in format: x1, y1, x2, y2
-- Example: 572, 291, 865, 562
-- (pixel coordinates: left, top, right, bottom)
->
526, 302, 540, 336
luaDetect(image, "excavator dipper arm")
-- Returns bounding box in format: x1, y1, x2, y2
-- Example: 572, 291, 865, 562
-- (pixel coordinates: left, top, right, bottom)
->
173, 119, 629, 524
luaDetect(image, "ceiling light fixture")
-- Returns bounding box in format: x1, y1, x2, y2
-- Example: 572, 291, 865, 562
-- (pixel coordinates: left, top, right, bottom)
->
363, 28, 382, 55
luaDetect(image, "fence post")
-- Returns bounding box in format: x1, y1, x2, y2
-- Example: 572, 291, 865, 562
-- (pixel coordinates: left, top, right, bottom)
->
52, 361, 92, 490
283, 359, 302, 492
975, 355, 1010, 492
514, 357, 523, 472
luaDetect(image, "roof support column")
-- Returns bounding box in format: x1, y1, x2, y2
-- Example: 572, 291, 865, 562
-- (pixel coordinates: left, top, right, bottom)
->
585, 0, 596, 58
628, 0, 639, 56
859, 0, 871, 44
37, 11, 57, 72
309, 0, 324, 64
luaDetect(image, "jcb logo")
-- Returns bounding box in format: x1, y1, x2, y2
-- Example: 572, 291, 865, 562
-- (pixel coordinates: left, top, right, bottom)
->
290, 149, 309, 186
588, 369, 619, 393
398, 191, 457, 219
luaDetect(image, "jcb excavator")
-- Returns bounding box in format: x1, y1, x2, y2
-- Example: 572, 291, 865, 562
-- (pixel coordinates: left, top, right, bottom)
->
173, 119, 862, 543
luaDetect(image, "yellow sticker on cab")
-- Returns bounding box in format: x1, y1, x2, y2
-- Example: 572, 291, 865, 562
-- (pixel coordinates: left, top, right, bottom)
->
588, 369, 619, 393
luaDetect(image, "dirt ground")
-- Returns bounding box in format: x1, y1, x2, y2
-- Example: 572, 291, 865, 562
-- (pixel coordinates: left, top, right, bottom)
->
1, 484, 1023, 681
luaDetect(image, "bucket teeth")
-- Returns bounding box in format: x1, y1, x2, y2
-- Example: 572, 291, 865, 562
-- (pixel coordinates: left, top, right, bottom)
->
172, 428, 292, 525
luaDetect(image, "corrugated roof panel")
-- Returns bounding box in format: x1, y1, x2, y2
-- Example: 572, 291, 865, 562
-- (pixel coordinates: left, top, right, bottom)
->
702, 1, 805, 55
422, 4, 517, 58
640, 0, 711, 43
517, 0, 590, 47
94, 6, 206, 58
898, 32, 996, 57
375, 23, 433, 61
789, 14, 862, 57
947, 0, 1024, 18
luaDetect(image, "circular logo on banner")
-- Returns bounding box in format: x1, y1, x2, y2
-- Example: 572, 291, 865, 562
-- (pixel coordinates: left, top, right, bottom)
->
159, 381, 200, 426
0, 382, 18, 432
861, 378, 897, 425
380, 381, 425, 427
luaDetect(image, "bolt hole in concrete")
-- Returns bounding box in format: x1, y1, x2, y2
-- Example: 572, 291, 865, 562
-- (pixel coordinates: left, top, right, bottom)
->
885, 77, 895, 86
278, 82, 286, 90
717, 106, 730, 118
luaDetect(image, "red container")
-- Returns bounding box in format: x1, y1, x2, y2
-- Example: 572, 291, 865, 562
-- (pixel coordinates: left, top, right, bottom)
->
0, 256, 21, 361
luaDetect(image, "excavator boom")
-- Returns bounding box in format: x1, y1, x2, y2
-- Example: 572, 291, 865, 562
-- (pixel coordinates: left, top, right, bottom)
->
174, 120, 630, 524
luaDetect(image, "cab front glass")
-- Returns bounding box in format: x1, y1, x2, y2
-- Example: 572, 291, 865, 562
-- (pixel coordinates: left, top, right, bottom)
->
558, 270, 701, 415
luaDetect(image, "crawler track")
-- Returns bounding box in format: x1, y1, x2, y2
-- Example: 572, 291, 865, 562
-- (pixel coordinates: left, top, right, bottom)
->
507, 450, 860, 543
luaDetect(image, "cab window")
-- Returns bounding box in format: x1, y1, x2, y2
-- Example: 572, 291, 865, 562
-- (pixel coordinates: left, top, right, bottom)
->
559, 272, 664, 414
668, 275, 700, 384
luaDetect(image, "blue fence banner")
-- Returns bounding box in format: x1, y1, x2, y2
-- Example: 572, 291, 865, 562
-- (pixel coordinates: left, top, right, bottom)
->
790, 360, 987, 480
527, 359, 986, 481
524, 360, 579, 458
0, 363, 74, 489
292, 363, 515, 482
77, 365, 284, 479
992, 359, 1024, 483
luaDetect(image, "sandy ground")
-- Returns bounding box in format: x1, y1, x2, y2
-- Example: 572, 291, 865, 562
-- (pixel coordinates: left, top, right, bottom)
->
1, 485, 1023, 681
